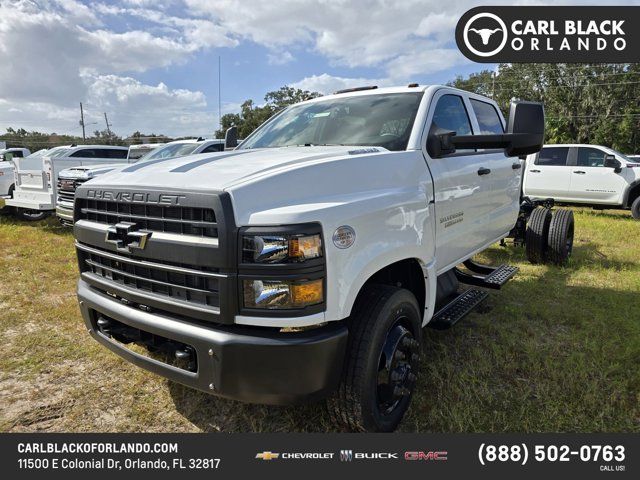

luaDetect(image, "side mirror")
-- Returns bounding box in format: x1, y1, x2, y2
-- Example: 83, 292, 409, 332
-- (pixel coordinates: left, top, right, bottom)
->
427, 101, 545, 158
604, 154, 622, 173
224, 126, 238, 150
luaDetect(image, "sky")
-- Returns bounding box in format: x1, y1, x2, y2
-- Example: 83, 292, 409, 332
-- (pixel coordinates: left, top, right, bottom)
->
0, 0, 633, 138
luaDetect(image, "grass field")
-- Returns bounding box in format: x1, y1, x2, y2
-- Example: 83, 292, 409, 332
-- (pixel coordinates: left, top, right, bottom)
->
0, 207, 638, 432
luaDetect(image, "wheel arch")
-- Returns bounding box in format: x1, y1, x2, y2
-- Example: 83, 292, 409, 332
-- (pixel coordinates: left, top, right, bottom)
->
347, 257, 429, 324
623, 180, 640, 208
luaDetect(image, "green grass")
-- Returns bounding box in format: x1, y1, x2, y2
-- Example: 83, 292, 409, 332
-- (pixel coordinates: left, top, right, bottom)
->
0, 207, 638, 432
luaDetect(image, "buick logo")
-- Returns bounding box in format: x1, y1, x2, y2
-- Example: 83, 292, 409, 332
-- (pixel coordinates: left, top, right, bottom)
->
105, 222, 152, 252
463, 12, 508, 57
340, 450, 353, 462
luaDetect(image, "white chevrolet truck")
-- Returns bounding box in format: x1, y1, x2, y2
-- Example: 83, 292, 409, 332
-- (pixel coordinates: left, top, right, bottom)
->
523, 144, 640, 219
73, 85, 574, 432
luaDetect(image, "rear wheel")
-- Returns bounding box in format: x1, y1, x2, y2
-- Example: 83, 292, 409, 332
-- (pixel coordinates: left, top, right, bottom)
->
525, 207, 552, 264
547, 209, 574, 266
15, 208, 50, 221
631, 196, 640, 220
327, 284, 422, 432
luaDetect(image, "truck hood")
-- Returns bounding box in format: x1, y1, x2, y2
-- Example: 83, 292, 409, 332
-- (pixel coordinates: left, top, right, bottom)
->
82, 146, 388, 191
59, 163, 127, 179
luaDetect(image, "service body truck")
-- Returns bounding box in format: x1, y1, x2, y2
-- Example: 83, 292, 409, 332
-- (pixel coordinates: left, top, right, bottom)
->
6, 145, 128, 220
523, 144, 640, 219
73, 85, 573, 432
56, 141, 221, 224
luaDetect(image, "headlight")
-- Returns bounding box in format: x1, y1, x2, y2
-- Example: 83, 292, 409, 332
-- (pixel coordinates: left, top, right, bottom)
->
242, 233, 322, 264
242, 278, 323, 309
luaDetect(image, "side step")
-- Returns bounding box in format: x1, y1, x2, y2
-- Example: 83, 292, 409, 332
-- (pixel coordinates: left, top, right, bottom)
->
454, 260, 518, 290
428, 288, 488, 330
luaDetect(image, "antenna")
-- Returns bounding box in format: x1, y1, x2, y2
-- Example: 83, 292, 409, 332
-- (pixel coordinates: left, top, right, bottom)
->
218, 55, 222, 135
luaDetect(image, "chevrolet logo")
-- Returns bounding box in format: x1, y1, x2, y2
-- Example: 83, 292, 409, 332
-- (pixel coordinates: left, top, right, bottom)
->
255, 452, 279, 460
105, 222, 152, 252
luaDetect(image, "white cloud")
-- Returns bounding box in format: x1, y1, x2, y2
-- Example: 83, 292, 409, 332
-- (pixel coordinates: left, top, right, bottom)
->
185, 0, 477, 74
267, 50, 294, 65
0, 72, 217, 137
291, 73, 390, 95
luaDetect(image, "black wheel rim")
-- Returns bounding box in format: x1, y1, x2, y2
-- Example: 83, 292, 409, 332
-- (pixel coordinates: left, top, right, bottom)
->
375, 319, 419, 415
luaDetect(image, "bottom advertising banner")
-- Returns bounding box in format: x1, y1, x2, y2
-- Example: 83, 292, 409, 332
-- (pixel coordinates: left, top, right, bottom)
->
0, 433, 635, 479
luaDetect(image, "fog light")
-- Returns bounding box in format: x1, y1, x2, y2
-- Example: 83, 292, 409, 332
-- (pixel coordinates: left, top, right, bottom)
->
243, 279, 323, 309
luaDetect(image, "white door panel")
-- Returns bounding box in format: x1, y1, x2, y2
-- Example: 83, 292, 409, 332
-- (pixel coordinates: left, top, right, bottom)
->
523, 146, 572, 200
567, 147, 627, 204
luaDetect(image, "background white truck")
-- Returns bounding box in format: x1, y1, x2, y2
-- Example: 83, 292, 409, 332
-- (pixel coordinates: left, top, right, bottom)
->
523, 144, 640, 219
73, 85, 573, 432
55, 140, 221, 224
0, 148, 31, 208
6, 145, 128, 220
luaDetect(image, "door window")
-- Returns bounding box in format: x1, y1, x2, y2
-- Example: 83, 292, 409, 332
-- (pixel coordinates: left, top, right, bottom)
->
201, 143, 224, 153
576, 147, 606, 167
470, 99, 504, 134
431, 95, 473, 135
535, 147, 569, 166
71, 149, 96, 158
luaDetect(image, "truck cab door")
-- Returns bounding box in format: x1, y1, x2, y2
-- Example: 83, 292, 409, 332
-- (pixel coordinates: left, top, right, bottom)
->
422, 91, 491, 273
523, 146, 572, 200
567, 146, 628, 204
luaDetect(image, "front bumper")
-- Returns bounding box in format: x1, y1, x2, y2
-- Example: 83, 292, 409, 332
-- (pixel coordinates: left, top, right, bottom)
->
78, 279, 347, 405
56, 205, 74, 222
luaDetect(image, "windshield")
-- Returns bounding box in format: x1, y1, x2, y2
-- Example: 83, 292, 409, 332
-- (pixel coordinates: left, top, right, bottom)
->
139, 142, 199, 161
48, 147, 71, 158
26, 149, 48, 158
239, 92, 424, 151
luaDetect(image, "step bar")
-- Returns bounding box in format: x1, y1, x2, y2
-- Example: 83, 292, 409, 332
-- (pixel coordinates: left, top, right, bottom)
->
454, 259, 518, 290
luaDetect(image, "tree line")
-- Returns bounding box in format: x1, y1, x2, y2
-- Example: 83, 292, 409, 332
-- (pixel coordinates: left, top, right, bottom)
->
449, 63, 640, 153
2, 64, 638, 154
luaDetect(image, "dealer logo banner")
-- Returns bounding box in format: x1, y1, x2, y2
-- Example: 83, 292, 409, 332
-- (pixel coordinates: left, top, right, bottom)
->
456, 6, 639, 62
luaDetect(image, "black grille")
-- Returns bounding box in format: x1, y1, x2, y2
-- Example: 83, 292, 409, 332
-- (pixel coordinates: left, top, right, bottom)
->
79, 247, 220, 308
76, 198, 217, 237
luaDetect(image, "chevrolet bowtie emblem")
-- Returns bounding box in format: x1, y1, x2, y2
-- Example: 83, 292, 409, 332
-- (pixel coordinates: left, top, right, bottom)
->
105, 222, 152, 252
255, 452, 279, 460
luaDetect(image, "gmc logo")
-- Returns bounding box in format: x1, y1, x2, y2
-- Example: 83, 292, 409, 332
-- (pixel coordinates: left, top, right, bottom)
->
404, 451, 448, 461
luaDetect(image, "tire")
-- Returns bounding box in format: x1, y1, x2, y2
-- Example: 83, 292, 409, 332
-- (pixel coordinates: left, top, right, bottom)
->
327, 284, 422, 432
547, 208, 574, 266
525, 207, 552, 264
631, 196, 640, 220
15, 208, 50, 222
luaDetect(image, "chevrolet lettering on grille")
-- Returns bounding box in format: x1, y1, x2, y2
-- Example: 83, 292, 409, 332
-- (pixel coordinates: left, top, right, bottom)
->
105, 222, 152, 252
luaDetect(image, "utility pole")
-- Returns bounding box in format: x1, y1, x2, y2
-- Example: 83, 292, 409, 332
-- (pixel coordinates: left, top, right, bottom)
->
79, 102, 86, 141
491, 71, 496, 100
104, 112, 112, 137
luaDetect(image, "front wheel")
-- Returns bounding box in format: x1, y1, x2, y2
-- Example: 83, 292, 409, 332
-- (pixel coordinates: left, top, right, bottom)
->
327, 284, 422, 432
631, 196, 640, 220
15, 208, 50, 221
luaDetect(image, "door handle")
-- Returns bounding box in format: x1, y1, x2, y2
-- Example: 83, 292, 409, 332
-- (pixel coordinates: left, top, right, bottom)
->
529, 169, 541, 173
573, 170, 586, 174
512, 163, 522, 170
477, 167, 491, 176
